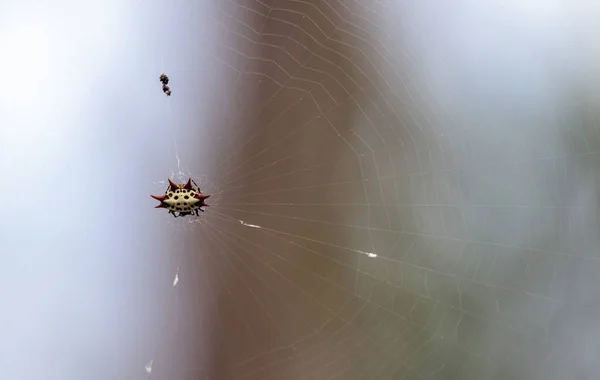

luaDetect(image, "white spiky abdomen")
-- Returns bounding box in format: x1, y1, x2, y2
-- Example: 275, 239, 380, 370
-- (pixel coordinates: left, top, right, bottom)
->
162, 188, 202, 213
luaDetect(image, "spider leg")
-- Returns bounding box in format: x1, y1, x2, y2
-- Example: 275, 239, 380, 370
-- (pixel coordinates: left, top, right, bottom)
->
191, 179, 201, 193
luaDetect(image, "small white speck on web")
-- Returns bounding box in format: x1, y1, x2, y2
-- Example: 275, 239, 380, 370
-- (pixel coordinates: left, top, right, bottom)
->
239, 219, 262, 229
173, 267, 179, 287
145, 360, 153, 374
358, 250, 377, 258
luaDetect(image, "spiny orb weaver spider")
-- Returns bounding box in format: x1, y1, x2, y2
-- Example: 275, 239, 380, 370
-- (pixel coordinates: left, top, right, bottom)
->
151, 178, 210, 217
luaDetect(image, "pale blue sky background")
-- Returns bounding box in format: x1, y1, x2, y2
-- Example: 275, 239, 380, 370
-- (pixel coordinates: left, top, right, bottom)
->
0, 0, 225, 378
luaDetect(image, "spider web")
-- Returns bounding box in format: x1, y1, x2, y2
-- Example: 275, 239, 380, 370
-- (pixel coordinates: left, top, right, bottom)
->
143, 1, 600, 380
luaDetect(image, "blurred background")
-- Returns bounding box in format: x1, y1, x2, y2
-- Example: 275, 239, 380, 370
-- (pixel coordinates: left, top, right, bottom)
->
2, 0, 600, 379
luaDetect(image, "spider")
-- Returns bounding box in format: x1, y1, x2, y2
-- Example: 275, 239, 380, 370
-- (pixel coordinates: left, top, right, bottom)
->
151, 178, 210, 217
